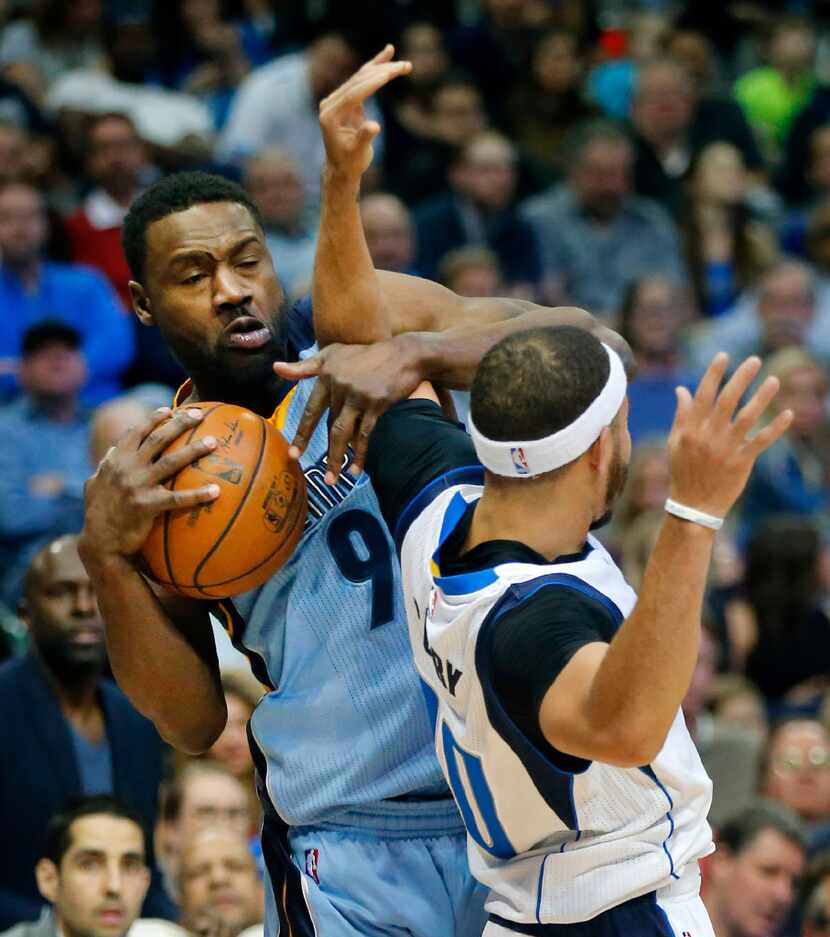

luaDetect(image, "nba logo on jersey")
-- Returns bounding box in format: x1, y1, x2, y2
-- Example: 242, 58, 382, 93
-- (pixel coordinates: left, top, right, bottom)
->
510, 447, 530, 475
305, 848, 320, 885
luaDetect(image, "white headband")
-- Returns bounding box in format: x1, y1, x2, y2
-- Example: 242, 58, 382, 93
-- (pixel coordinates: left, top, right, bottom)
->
468, 342, 627, 479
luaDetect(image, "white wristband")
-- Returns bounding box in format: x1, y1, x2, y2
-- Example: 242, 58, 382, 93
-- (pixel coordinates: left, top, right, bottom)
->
664, 498, 724, 531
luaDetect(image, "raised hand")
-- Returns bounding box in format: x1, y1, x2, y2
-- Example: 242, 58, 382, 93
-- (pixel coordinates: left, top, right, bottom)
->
667, 353, 793, 519
319, 44, 411, 179
80, 408, 220, 560
273, 336, 424, 484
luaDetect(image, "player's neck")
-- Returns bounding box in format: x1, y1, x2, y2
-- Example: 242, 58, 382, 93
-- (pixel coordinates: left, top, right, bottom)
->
468, 478, 594, 561
189, 375, 283, 419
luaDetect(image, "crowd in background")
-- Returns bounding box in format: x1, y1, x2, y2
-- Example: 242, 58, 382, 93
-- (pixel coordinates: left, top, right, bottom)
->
0, 0, 830, 935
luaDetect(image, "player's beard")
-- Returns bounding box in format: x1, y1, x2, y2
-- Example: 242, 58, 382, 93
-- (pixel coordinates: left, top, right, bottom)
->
589, 437, 629, 531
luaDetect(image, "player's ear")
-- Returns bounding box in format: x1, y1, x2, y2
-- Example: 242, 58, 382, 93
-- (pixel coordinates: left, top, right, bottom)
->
588, 426, 613, 475
35, 858, 59, 903
129, 281, 155, 327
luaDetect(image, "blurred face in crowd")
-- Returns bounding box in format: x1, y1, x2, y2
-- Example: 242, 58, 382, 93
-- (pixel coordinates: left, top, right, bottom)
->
757, 265, 815, 351
764, 721, 830, 824
208, 692, 255, 779
36, 814, 149, 937
21, 538, 105, 675
633, 62, 695, 142
716, 690, 768, 745
20, 341, 87, 401
180, 770, 251, 840
87, 116, 146, 200
775, 363, 828, 439
532, 32, 582, 95
682, 627, 717, 723
708, 828, 805, 937
626, 277, 682, 360
360, 194, 414, 272
447, 260, 502, 297
666, 30, 714, 89
134, 201, 289, 404
0, 182, 47, 267
67, 0, 102, 35
178, 830, 262, 937
89, 399, 151, 467
571, 136, 632, 221
245, 151, 305, 231
451, 135, 517, 211
107, 23, 155, 84
808, 127, 830, 192
0, 122, 25, 183
804, 877, 830, 937
693, 143, 747, 207
432, 84, 486, 146
401, 23, 448, 89
309, 35, 358, 102
770, 23, 815, 75
486, 0, 528, 29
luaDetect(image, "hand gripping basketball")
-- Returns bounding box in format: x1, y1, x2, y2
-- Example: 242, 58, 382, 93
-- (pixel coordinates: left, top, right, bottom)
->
80, 407, 220, 561
666, 353, 794, 520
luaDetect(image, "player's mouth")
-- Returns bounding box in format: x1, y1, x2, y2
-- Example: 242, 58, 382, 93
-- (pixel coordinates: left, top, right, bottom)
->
97, 906, 125, 926
69, 626, 104, 645
223, 316, 271, 351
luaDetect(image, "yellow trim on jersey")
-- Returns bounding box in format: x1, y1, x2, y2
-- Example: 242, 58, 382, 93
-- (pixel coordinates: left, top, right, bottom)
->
214, 600, 235, 639
171, 381, 297, 431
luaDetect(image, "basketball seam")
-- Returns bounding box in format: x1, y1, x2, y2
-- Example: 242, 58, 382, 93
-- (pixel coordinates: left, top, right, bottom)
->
162, 402, 224, 592
192, 414, 268, 596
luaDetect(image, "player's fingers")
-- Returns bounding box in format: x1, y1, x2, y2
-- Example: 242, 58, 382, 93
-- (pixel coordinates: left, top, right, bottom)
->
711, 355, 762, 427
138, 408, 205, 462
150, 483, 220, 513
692, 352, 729, 414
743, 408, 794, 458
322, 62, 411, 114
121, 406, 173, 452
672, 385, 694, 430
348, 410, 380, 477
288, 380, 329, 460
367, 43, 394, 66
145, 435, 218, 485
273, 358, 321, 381
731, 375, 780, 439
326, 402, 361, 485
357, 120, 381, 144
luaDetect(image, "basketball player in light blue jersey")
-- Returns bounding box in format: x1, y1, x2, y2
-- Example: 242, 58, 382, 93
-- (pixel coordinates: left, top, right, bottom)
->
78, 47, 614, 937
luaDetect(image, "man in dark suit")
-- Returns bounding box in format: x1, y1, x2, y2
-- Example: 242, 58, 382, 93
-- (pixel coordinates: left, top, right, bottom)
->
0, 535, 171, 927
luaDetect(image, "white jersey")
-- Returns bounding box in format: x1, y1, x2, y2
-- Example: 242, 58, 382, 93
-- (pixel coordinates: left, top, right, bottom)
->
400, 483, 714, 926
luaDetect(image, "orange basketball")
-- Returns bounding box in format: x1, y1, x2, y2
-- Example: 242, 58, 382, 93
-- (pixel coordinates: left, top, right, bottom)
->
141, 402, 307, 599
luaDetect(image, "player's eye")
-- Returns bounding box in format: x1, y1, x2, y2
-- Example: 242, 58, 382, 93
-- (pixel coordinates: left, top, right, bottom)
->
182, 273, 205, 285
238, 258, 258, 268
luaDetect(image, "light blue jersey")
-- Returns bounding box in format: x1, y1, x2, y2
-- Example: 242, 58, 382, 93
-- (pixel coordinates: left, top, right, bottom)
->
183, 300, 479, 936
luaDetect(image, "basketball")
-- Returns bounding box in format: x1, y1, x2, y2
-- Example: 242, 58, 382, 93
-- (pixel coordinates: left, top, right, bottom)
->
141, 402, 307, 599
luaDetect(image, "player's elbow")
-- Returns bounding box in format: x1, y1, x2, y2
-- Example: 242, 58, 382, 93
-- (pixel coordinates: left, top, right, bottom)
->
156, 707, 227, 755
542, 717, 664, 769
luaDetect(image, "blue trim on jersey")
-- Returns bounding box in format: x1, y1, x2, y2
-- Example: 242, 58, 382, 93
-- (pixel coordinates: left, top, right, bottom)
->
535, 855, 548, 923
641, 766, 680, 880
653, 894, 678, 937
394, 465, 484, 553
431, 489, 499, 595
420, 678, 439, 733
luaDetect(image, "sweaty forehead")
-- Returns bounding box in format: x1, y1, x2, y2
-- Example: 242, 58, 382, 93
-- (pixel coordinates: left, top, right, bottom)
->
147, 202, 261, 266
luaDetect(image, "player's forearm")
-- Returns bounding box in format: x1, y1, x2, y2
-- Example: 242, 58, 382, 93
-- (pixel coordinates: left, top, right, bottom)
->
313, 168, 391, 347
405, 305, 609, 390
78, 550, 227, 753
587, 517, 715, 762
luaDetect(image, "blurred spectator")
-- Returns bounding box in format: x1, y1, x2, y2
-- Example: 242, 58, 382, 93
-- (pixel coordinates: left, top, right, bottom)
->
439, 245, 503, 297
741, 350, 830, 538
665, 29, 718, 95
244, 147, 317, 298
618, 275, 697, 443
177, 829, 263, 937
521, 120, 684, 317
360, 193, 417, 275
0, 323, 91, 606
0, 0, 104, 93
805, 199, 830, 286
604, 439, 670, 560
87, 385, 173, 469
0, 77, 50, 137
413, 131, 540, 292
47, 19, 213, 155
735, 17, 817, 163
762, 720, 830, 835
0, 181, 134, 403
724, 518, 830, 704
155, 762, 254, 904
803, 858, 830, 937
630, 57, 764, 214
704, 800, 807, 937
689, 261, 830, 379
218, 34, 372, 203
779, 127, 830, 257
204, 671, 261, 833
509, 29, 598, 175
681, 142, 778, 318
64, 113, 151, 309
710, 675, 769, 748
683, 627, 764, 827
0, 796, 151, 937
0, 118, 24, 183
0, 536, 169, 927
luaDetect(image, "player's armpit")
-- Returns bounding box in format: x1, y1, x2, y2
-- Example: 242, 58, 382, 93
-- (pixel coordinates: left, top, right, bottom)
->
538, 641, 661, 769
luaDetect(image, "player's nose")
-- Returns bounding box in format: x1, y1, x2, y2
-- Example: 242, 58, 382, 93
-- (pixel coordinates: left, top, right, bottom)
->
213, 265, 251, 310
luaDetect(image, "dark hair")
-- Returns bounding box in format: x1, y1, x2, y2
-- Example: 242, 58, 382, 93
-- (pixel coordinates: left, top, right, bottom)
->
44, 795, 148, 866
717, 799, 806, 855
87, 111, 140, 143
562, 118, 631, 169
470, 326, 610, 446
22, 321, 81, 356
122, 171, 263, 281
